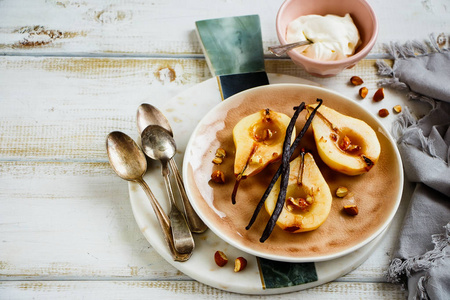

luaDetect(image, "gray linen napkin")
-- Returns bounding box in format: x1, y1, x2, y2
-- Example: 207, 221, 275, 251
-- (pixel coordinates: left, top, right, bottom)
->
376, 34, 450, 300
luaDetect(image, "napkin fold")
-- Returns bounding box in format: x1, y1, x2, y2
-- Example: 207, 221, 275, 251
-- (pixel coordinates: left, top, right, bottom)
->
376, 34, 450, 300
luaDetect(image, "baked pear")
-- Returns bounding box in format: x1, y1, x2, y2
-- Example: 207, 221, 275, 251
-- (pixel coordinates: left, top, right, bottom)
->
306, 104, 381, 176
264, 152, 332, 233
232, 109, 295, 203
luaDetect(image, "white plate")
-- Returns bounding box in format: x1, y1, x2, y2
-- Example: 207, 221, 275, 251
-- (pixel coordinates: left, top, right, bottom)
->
128, 74, 398, 294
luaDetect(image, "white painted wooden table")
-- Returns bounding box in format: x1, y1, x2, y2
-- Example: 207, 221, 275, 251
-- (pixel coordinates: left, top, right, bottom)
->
0, 1, 449, 298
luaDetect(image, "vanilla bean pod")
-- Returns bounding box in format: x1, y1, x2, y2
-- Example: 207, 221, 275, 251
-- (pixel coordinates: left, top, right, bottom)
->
257, 99, 323, 242
245, 102, 304, 229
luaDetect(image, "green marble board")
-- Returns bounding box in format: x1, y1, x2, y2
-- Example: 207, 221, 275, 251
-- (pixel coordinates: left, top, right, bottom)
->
195, 15, 269, 99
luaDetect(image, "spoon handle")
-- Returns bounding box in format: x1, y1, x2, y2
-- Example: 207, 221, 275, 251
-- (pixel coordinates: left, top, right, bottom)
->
162, 162, 195, 254
169, 158, 208, 233
268, 40, 312, 57
136, 179, 191, 262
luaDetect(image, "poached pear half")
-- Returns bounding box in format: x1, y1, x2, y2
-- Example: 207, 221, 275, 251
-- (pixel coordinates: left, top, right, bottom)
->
264, 152, 332, 233
306, 104, 381, 176
232, 109, 295, 203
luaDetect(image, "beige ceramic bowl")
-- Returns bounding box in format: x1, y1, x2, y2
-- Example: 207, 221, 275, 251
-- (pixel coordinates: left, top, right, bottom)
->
183, 84, 403, 262
276, 0, 378, 77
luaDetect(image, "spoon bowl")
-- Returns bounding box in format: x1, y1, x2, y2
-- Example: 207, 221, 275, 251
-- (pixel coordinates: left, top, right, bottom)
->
106, 131, 191, 261
137, 103, 173, 136
106, 131, 147, 180
140, 125, 176, 161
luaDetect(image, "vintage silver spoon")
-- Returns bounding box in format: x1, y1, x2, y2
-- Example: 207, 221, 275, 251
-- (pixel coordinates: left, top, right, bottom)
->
106, 131, 191, 261
141, 125, 195, 254
137, 103, 208, 233
268, 39, 313, 56
137, 103, 172, 136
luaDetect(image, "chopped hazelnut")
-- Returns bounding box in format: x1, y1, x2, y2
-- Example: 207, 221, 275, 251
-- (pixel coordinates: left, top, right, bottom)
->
393, 105, 402, 113
211, 170, 225, 183
262, 129, 273, 141
348, 144, 361, 152
343, 205, 359, 216
336, 187, 349, 198
350, 76, 364, 86
305, 194, 314, 205
215, 148, 226, 158
212, 157, 223, 165
339, 135, 351, 151
234, 257, 247, 272
359, 87, 368, 98
378, 108, 389, 118
214, 251, 228, 267
286, 196, 311, 211
373, 88, 385, 102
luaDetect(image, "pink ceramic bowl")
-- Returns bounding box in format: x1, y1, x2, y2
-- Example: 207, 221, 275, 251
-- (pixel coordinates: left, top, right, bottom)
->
276, 0, 378, 77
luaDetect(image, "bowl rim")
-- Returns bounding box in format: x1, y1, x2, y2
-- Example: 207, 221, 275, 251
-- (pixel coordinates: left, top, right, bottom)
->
275, 0, 379, 66
182, 83, 404, 263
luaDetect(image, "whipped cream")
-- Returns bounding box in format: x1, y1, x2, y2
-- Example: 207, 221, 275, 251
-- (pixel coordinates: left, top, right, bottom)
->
286, 14, 361, 61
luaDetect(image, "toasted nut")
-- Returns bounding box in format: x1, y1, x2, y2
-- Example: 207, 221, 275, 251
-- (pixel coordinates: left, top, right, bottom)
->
262, 128, 273, 141
214, 251, 228, 267
378, 108, 389, 118
211, 170, 225, 183
305, 194, 314, 205
339, 135, 351, 151
286, 196, 311, 211
336, 186, 349, 198
350, 76, 364, 86
393, 105, 402, 113
212, 157, 223, 165
215, 148, 226, 158
348, 144, 361, 152
343, 205, 359, 216
359, 87, 368, 98
234, 257, 247, 272
373, 88, 385, 102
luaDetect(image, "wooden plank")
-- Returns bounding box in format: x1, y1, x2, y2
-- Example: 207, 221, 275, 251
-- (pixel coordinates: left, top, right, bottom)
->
0, 0, 448, 56
0, 161, 182, 280
0, 281, 407, 299
0, 56, 432, 162
0, 56, 210, 161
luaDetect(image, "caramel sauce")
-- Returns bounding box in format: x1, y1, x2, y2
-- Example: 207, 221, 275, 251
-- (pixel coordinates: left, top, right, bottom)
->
251, 121, 281, 145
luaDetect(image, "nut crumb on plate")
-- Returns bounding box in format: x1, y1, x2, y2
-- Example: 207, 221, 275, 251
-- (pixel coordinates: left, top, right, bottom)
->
378, 108, 389, 118
359, 87, 368, 98
234, 257, 247, 272
373, 88, 385, 102
336, 186, 349, 198
343, 205, 359, 216
214, 250, 228, 267
350, 76, 364, 86
211, 170, 225, 183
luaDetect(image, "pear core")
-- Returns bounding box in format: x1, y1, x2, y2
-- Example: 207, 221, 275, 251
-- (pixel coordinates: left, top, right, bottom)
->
232, 109, 295, 178
306, 104, 381, 176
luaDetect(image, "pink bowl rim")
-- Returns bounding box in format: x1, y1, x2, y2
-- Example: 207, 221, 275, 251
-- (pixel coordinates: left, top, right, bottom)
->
276, 0, 379, 66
